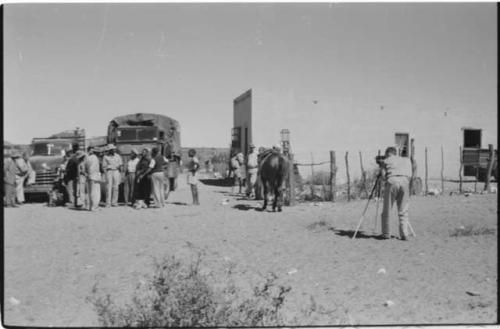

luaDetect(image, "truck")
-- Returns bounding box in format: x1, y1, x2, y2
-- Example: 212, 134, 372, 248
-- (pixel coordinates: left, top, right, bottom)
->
107, 113, 182, 196
24, 128, 86, 197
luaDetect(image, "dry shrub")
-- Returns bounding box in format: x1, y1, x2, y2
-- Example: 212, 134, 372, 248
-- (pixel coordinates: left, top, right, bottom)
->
306, 220, 332, 232
450, 225, 496, 237
87, 255, 291, 327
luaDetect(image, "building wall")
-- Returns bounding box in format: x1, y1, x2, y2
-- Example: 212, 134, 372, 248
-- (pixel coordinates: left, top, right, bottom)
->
234, 88, 497, 182
233, 89, 252, 155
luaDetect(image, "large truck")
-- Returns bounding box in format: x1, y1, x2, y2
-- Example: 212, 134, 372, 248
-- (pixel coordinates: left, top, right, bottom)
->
107, 113, 182, 196
24, 128, 86, 196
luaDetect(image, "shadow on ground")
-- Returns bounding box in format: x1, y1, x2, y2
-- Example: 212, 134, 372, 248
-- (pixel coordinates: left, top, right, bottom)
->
168, 202, 189, 206
199, 178, 233, 187
232, 204, 259, 211
332, 229, 390, 240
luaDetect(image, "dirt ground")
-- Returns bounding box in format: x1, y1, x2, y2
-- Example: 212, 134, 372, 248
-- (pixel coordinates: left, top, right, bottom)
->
3, 175, 498, 326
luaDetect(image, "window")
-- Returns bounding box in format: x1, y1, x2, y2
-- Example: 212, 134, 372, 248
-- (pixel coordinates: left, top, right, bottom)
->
116, 129, 136, 141
137, 127, 158, 141
395, 133, 409, 157
463, 129, 482, 148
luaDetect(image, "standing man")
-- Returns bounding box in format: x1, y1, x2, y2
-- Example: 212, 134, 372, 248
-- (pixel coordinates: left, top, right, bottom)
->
187, 149, 200, 205
246, 144, 259, 199
63, 150, 79, 206
230, 152, 244, 195
146, 147, 169, 208
84, 146, 102, 211
378, 146, 413, 241
13, 151, 29, 204
124, 149, 139, 206
23, 151, 35, 187
166, 153, 181, 194
134, 148, 152, 209
75, 150, 87, 208
103, 144, 123, 207
4, 150, 20, 207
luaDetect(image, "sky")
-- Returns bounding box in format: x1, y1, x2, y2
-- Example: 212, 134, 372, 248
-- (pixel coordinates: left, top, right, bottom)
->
3, 3, 497, 147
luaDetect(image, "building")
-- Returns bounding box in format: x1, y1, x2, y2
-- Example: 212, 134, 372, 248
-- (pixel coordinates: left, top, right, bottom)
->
232, 88, 497, 183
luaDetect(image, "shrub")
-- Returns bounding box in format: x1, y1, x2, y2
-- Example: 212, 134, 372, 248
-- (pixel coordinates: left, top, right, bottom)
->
450, 225, 496, 237
87, 255, 291, 327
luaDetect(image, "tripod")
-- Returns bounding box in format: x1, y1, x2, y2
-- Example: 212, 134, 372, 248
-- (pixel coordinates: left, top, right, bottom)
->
352, 171, 416, 240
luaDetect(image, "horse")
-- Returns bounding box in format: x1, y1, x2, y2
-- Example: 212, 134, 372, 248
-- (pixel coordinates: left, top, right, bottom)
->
258, 151, 290, 212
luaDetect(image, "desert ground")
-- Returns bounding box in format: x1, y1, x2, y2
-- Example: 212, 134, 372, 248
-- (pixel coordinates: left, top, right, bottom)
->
3, 175, 498, 326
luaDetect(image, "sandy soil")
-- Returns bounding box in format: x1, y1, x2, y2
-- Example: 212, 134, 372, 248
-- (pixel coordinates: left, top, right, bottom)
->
3, 175, 497, 326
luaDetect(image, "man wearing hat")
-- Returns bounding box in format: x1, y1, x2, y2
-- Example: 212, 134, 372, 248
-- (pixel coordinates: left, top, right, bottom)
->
124, 148, 139, 206
378, 146, 413, 240
84, 146, 101, 211
103, 144, 123, 207
76, 150, 88, 207
4, 150, 20, 207
12, 150, 29, 204
246, 143, 259, 198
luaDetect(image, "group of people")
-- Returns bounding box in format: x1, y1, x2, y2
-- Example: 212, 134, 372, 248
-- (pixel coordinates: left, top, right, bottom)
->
49, 143, 199, 211
56, 144, 199, 211
229, 143, 261, 198
229, 143, 281, 199
3, 150, 34, 207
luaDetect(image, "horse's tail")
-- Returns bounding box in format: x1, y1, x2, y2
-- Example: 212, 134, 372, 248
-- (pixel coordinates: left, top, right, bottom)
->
279, 156, 290, 184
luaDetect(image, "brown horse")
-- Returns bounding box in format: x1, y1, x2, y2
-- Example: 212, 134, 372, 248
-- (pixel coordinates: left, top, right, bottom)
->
258, 151, 290, 212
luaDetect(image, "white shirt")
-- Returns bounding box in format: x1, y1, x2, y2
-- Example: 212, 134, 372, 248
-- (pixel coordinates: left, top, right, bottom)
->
127, 157, 139, 173
149, 156, 169, 169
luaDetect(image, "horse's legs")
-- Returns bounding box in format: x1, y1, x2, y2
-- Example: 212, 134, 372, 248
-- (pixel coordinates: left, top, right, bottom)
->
277, 184, 284, 212
272, 183, 279, 212
262, 182, 268, 210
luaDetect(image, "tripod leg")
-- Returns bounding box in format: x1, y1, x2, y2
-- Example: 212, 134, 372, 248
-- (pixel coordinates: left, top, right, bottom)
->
407, 220, 417, 237
353, 174, 381, 240
373, 192, 381, 232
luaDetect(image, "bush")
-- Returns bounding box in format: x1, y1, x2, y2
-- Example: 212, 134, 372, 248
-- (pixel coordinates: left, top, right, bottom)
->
87, 255, 291, 327
305, 171, 330, 186
450, 225, 496, 237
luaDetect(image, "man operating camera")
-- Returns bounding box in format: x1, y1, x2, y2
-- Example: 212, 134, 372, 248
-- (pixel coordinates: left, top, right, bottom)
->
376, 147, 413, 241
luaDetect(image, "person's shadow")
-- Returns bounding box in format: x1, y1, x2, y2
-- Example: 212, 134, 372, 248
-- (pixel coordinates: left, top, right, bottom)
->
232, 204, 262, 211
332, 229, 389, 240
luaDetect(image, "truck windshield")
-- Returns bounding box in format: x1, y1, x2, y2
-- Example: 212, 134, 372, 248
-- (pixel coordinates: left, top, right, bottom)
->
117, 127, 158, 142
32, 142, 68, 156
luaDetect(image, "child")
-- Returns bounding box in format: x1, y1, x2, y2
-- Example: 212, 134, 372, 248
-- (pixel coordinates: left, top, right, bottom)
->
187, 149, 200, 205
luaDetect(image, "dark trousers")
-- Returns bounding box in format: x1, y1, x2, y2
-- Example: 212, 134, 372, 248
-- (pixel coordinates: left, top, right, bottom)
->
135, 176, 151, 206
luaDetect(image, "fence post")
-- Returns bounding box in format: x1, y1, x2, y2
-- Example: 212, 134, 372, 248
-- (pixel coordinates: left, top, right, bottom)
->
441, 146, 444, 195
359, 151, 367, 198
285, 154, 296, 206
424, 147, 429, 195
410, 139, 416, 195
345, 151, 351, 202
310, 153, 315, 200
330, 151, 336, 202
484, 144, 494, 192
459, 146, 463, 193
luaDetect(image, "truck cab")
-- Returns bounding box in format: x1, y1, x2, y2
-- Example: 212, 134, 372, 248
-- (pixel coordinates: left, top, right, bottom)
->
24, 128, 85, 197
24, 139, 72, 195
107, 113, 182, 199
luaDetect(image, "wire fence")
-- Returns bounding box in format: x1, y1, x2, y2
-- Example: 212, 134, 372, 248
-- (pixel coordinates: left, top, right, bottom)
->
289, 144, 497, 202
